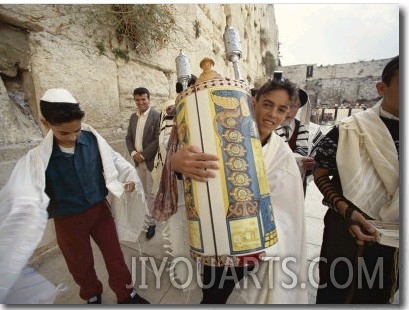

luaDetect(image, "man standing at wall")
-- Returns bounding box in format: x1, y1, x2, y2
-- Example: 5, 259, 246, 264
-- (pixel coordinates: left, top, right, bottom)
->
276, 88, 315, 194
126, 87, 161, 239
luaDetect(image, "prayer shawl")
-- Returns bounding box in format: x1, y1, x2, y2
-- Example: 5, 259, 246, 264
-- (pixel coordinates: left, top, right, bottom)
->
0, 124, 148, 302
276, 121, 310, 180
151, 110, 175, 195
296, 96, 311, 128
276, 121, 309, 157
151, 125, 179, 221
308, 122, 325, 158
336, 102, 399, 222
159, 133, 307, 304
236, 133, 307, 304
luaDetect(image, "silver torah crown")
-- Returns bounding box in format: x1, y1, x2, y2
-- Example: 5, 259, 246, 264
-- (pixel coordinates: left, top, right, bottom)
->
175, 50, 191, 91
223, 27, 243, 81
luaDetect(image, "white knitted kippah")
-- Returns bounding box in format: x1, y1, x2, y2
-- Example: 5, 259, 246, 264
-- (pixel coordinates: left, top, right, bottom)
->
40, 88, 78, 104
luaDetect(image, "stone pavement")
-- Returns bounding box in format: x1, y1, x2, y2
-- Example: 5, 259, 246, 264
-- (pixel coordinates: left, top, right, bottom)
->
23, 181, 326, 305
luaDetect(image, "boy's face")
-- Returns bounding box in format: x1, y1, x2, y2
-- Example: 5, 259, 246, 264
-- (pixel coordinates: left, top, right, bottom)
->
377, 69, 399, 117
286, 97, 300, 120
41, 119, 82, 148
166, 105, 176, 116
252, 89, 290, 142
134, 93, 150, 114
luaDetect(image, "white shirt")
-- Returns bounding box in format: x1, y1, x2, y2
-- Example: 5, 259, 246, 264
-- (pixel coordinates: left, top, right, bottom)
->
134, 107, 150, 154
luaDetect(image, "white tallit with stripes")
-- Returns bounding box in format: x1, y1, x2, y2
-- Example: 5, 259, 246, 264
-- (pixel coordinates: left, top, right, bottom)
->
336, 101, 399, 222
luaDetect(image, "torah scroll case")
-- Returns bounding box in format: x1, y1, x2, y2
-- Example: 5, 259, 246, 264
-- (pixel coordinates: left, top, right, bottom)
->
175, 43, 278, 267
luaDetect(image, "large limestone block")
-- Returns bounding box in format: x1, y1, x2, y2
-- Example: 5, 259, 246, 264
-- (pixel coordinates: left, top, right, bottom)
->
0, 24, 30, 77
117, 62, 171, 105
30, 32, 120, 130
0, 78, 43, 145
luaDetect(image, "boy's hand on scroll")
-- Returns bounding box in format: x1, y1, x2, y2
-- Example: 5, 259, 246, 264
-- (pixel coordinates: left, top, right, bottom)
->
171, 145, 219, 182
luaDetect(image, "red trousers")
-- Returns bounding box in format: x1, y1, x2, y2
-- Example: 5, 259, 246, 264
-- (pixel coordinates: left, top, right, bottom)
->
54, 200, 132, 302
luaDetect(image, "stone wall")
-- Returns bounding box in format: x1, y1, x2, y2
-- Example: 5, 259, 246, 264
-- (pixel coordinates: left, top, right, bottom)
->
0, 3, 281, 261
0, 3, 279, 159
278, 58, 391, 107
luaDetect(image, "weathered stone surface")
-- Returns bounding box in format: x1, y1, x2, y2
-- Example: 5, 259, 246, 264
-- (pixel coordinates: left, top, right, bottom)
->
0, 24, 30, 77
0, 78, 43, 146
278, 58, 390, 107
0, 5, 44, 32
0, 3, 393, 161
0, 3, 279, 148
0, 5, 281, 268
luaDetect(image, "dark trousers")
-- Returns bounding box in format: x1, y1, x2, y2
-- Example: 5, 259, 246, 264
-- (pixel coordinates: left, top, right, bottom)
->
201, 264, 254, 304
54, 200, 133, 302
316, 209, 399, 304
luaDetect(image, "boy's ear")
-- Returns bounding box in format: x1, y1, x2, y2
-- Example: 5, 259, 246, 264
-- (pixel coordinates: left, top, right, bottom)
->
376, 81, 386, 97
252, 98, 256, 110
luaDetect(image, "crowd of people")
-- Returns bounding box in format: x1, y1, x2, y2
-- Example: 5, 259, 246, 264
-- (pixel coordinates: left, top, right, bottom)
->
0, 55, 399, 305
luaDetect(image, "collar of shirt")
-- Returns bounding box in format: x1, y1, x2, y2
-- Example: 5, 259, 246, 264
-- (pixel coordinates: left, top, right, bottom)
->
137, 107, 151, 118
380, 106, 399, 121
50, 130, 87, 158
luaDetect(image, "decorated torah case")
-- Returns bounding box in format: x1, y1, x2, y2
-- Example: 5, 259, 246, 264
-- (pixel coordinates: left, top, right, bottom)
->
175, 74, 279, 266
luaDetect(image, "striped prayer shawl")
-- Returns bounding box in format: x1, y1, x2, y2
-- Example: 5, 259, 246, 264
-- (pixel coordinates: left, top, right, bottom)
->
276, 121, 309, 156
309, 127, 325, 157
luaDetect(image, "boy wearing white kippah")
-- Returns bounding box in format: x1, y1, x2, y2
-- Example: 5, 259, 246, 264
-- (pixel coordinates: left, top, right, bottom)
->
0, 88, 149, 304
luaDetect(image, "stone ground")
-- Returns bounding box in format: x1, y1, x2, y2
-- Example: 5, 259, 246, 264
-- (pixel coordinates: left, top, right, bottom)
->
18, 181, 326, 306
1, 151, 399, 306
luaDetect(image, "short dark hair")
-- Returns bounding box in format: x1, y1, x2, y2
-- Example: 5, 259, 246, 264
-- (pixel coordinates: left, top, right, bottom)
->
255, 78, 297, 103
133, 87, 150, 100
298, 88, 309, 107
40, 101, 85, 125
382, 55, 399, 85
189, 74, 197, 86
